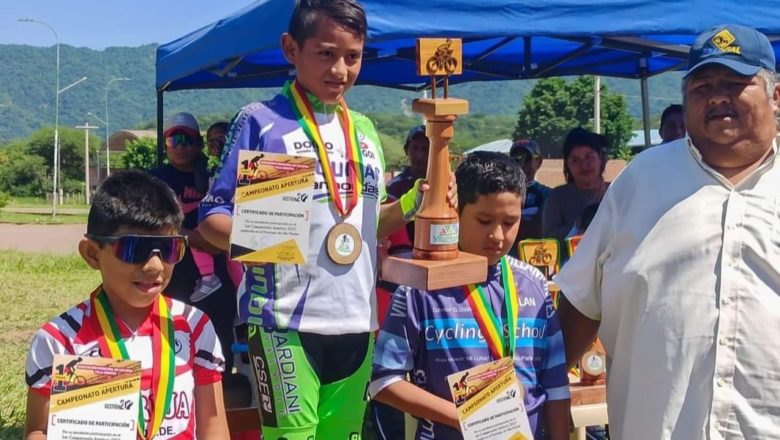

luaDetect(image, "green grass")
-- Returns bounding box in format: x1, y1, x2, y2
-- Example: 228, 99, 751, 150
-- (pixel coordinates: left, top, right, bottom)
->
0, 251, 100, 438
7, 197, 90, 210
0, 211, 88, 224
0, 250, 386, 439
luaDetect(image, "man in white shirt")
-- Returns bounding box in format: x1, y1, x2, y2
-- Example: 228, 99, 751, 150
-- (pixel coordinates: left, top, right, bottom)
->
557, 24, 780, 440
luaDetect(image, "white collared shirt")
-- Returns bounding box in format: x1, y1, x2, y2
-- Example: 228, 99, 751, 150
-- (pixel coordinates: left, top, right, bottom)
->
556, 137, 780, 439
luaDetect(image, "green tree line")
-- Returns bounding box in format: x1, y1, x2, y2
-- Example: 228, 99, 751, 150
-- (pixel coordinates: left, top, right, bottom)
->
0, 127, 100, 197
514, 76, 634, 160
0, 43, 681, 144
1, 77, 635, 199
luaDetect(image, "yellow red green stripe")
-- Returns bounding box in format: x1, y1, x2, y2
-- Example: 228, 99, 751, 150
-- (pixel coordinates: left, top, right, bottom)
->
95, 292, 128, 359
148, 296, 174, 440
285, 80, 362, 218
92, 288, 175, 439
463, 257, 519, 360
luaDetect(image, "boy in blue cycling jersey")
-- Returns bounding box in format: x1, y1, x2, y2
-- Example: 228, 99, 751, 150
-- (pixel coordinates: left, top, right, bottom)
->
371, 152, 570, 440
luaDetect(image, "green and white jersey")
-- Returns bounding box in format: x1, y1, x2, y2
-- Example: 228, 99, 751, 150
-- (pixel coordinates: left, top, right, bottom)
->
200, 85, 386, 335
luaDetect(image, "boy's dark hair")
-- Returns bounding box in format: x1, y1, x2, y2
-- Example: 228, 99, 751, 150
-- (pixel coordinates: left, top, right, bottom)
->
455, 151, 526, 213
660, 104, 683, 128
207, 121, 229, 134
87, 171, 183, 236
288, 0, 368, 46
562, 127, 608, 183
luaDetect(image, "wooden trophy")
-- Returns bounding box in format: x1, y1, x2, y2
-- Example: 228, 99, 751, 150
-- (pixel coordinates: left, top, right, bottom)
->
381, 38, 487, 291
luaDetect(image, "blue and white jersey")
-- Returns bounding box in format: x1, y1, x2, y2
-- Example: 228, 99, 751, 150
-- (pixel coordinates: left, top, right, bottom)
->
370, 257, 569, 440
199, 85, 386, 335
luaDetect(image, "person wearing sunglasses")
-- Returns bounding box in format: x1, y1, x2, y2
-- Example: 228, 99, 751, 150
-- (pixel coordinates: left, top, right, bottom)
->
24, 170, 229, 440
150, 113, 225, 303
508, 139, 550, 255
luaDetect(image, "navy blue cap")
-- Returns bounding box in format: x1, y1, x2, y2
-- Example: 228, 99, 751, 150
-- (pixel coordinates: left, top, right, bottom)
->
509, 139, 541, 158
686, 24, 776, 78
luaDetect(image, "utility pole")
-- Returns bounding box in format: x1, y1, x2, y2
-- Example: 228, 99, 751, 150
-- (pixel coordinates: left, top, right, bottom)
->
19, 18, 59, 216
594, 76, 601, 134
75, 122, 98, 204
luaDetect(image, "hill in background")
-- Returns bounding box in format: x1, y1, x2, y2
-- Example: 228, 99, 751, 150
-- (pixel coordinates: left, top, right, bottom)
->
0, 43, 683, 145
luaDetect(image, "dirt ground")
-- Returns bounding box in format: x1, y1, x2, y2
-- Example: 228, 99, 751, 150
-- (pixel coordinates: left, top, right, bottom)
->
535, 159, 626, 188
0, 223, 85, 254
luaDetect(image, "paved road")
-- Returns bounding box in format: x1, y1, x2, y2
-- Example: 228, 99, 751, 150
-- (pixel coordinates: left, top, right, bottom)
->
2, 207, 88, 215
0, 223, 85, 254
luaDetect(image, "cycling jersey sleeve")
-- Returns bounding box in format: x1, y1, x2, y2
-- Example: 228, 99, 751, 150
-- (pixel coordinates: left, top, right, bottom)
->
374, 130, 387, 203
190, 308, 225, 385
25, 328, 64, 396
353, 112, 387, 203
538, 294, 570, 401
199, 106, 264, 221
369, 286, 421, 397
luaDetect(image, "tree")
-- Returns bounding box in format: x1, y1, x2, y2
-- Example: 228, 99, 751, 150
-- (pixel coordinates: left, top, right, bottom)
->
26, 126, 100, 184
512, 78, 571, 157
450, 114, 515, 153
120, 137, 157, 170
513, 76, 634, 159
0, 141, 49, 196
600, 91, 635, 160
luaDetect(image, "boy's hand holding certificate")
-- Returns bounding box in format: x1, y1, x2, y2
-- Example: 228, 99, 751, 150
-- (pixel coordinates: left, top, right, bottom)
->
48, 354, 142, 440
447, 357, 534, 440
230, 151, 315, 264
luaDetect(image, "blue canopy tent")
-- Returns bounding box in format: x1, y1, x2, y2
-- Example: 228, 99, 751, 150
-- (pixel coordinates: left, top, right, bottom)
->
155, 0, 780, 157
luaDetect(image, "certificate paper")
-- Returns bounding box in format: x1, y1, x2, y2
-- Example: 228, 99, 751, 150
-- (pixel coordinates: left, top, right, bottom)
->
48, 354, 141, 440
447, 357, 534, 440
518, 238, 561, 279
230, 152, 315, 264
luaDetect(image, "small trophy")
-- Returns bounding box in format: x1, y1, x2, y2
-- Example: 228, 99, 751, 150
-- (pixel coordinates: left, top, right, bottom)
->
381, 38, 487, 291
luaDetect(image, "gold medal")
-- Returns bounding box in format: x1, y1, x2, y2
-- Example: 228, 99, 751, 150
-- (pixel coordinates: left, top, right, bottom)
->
286, 81, 365, 266
326, 223, 362, 265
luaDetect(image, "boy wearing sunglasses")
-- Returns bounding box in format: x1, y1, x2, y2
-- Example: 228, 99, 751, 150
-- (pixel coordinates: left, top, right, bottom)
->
24, 171, 229, 439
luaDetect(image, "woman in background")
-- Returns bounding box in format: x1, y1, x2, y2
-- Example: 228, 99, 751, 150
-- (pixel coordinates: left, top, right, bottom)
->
543, 127, 609, 246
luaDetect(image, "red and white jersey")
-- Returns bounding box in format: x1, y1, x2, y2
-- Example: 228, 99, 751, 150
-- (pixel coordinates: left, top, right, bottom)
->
26, 294, 224, 439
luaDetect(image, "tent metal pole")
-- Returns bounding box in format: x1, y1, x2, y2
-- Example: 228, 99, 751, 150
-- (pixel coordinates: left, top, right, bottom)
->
157, 90, 164, 166
523, 37, 532, 74
532, 39, 597, 77
467, 37, 515, 65
641, 76, 651, 149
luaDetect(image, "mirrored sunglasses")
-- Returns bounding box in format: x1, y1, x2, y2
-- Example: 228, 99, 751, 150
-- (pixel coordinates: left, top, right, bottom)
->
166, 133, 196, 149
85, 234, 188, 264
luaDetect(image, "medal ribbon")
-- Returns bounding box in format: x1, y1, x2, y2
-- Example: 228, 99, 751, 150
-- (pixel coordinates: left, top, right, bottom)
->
92, 288, 175, 440
285, 80, 363, 218
463, 257, 519, 360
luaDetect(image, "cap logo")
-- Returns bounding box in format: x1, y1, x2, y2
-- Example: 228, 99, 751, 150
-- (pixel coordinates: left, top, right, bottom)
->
710, 29, 741, 54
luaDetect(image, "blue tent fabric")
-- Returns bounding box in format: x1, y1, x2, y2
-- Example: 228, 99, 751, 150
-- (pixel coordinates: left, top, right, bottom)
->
156, 0, 780, 91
